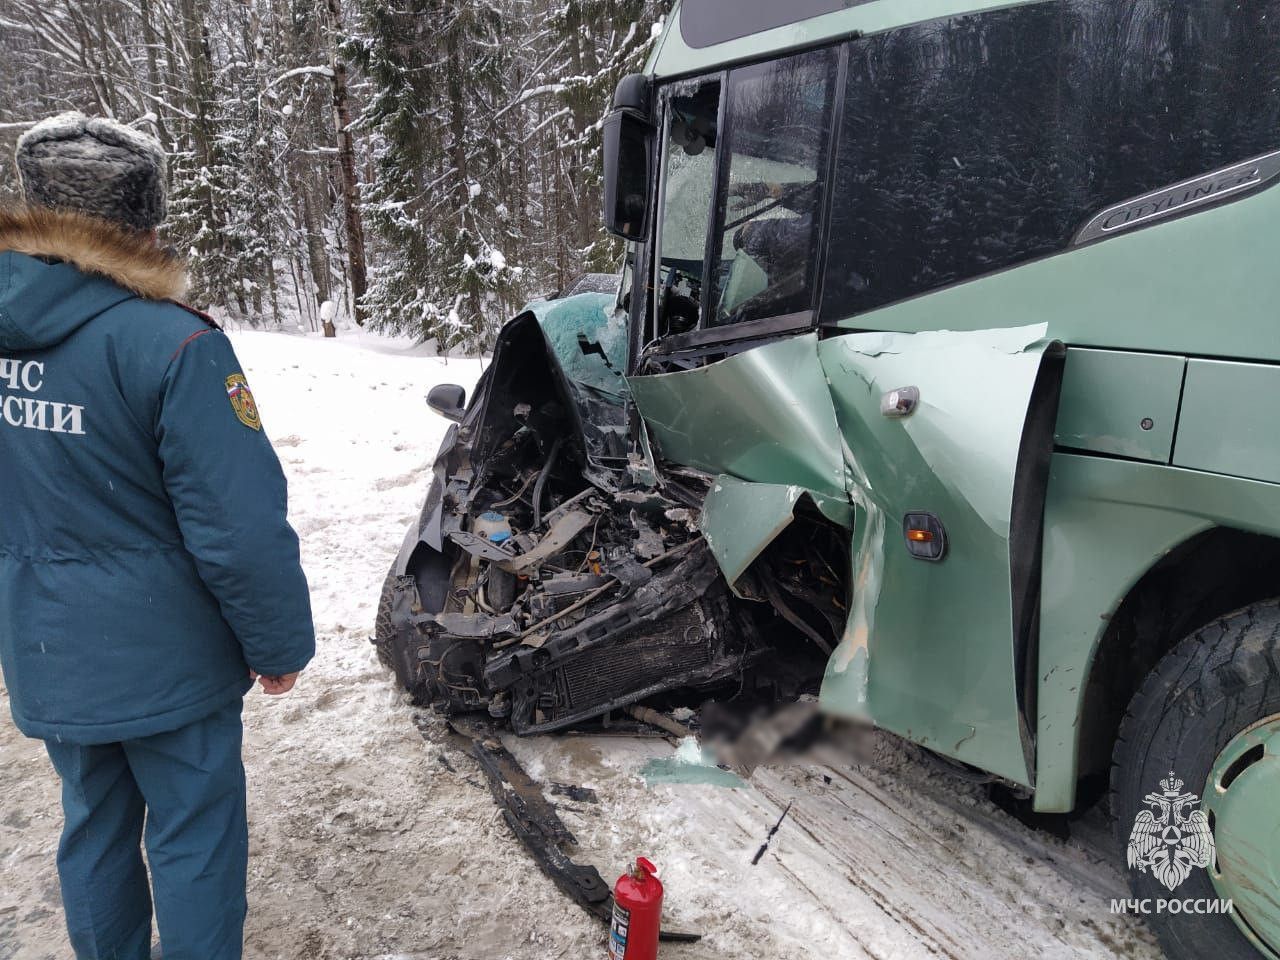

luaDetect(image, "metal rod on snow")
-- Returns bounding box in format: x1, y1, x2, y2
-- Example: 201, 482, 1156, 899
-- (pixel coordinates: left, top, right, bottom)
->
751, 800, 793, 866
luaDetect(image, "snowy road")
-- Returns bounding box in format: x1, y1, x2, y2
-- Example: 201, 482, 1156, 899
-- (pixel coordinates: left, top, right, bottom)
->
0, 330, 1162, 959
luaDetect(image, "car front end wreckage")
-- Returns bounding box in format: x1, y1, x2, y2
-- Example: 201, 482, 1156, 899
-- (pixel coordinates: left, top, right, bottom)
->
375, 293, 841, 735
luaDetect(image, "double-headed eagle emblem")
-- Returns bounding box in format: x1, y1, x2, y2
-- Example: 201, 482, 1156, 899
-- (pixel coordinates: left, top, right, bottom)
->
1127, 771, 1216, 891
225, 373, 262, 432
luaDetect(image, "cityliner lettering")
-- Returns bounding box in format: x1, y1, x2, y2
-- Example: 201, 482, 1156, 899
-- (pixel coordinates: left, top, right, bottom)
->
1075, 149, 1280, 244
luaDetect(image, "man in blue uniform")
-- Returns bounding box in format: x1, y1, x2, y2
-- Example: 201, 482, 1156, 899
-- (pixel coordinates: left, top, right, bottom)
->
0, 112, 315, 959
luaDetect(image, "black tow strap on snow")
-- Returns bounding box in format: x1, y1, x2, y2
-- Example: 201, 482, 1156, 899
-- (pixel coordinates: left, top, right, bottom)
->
431, 716, 702, 944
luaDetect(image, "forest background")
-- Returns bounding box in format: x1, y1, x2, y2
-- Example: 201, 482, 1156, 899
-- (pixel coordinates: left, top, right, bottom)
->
0, 0, 668, 348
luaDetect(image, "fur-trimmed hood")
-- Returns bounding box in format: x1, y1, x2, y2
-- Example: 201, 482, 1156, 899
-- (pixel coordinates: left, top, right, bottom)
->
0, 206, 186, 302
0, 206, 188, 351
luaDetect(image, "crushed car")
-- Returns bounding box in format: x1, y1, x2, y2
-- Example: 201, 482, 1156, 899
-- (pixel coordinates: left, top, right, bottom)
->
376, 286, 841, 735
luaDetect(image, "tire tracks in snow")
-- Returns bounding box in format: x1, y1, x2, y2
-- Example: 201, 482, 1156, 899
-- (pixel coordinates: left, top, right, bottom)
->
734, 747, 1161, 960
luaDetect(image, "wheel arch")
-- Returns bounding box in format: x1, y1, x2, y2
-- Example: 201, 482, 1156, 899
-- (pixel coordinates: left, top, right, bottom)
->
1074, 527, 1280, 800
1034, 453, 1280, 812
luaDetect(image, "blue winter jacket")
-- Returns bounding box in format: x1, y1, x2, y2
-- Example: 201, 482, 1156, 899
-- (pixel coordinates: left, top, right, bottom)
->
0, 207, 314, 744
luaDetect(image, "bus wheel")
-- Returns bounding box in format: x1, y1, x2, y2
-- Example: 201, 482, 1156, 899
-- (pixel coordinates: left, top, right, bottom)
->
1112, 599, 1280, 960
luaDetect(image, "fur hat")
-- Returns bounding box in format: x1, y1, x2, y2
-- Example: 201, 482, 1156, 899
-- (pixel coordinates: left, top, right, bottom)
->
15, 112, 167, 232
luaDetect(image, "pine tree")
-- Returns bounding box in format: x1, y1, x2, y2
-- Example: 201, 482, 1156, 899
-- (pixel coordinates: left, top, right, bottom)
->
348, 0, 524, 350
552, 0, 664, 275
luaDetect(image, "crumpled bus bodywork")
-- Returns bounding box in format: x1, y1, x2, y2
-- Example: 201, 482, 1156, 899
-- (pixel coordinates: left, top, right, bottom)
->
632, 326, 1063, 787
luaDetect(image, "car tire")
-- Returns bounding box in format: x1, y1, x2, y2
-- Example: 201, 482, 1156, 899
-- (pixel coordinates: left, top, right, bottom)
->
1111, 598, 1280, 960
373, 564, 397, 670
375, 562, 440, 705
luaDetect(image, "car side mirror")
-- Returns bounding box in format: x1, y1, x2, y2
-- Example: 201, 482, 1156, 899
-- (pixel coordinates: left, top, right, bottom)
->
427, 383, 467, 422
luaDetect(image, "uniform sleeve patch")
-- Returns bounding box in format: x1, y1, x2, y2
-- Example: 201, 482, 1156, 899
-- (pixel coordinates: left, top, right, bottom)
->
225, 373, 262, 431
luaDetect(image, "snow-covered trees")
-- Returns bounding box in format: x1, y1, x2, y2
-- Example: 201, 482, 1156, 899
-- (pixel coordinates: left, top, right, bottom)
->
0, 0, 668, 345
346, 0, 666, 350
347, 0, 518, 351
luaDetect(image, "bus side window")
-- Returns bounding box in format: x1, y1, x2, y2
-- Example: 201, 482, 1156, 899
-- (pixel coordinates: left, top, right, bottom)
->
708, 49, 838, 327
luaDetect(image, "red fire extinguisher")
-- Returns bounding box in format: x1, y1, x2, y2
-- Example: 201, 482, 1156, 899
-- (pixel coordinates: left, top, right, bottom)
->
608, 856, 663, 960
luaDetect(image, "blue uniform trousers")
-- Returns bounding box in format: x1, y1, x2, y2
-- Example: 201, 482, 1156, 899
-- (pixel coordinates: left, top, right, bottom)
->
43, 699, 248, 960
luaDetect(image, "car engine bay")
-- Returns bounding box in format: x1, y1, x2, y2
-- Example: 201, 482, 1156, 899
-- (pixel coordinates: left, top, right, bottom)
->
376, 310, 847, 736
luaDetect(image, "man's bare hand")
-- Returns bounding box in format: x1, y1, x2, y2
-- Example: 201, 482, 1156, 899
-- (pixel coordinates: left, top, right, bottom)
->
253, 671, 300, 695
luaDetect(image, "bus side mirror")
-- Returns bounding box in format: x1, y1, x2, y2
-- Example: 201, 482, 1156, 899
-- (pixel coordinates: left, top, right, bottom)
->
602, 74, 654, 242
427, 383, 467, 422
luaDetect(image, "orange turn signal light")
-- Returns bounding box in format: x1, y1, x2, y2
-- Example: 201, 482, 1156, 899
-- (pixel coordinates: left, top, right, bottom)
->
903, 512, 947, 561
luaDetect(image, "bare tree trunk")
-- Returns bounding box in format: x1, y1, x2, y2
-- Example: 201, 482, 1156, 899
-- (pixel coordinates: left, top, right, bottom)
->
301, 190, 335, 336
178, 0, 219, 259
268, 268, 282, 329
325, 0, 369, 327
138, 0, 169, 145
447, 41, 484, 331
287, 251, 311, 333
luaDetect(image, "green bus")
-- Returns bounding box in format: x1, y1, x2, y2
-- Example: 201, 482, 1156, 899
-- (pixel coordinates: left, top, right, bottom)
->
381, 3, 1280, 956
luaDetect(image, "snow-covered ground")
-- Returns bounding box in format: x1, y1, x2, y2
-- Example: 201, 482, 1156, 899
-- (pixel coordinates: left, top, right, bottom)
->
0, 329, 1162, 959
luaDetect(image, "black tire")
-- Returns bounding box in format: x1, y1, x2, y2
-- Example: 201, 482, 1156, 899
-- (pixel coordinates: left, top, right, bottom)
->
374, 563, 439, 705
373, 564, 397, 670
1111, 598, 1280, 960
